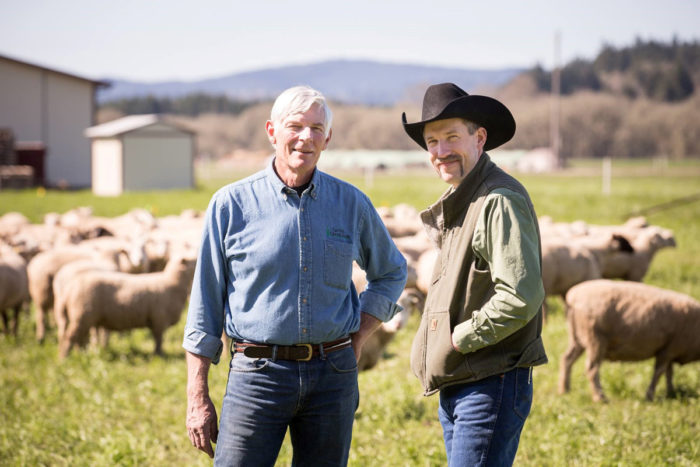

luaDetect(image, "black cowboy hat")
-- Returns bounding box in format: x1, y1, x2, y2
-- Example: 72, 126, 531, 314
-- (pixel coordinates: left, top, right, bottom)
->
402, 82, 516, 151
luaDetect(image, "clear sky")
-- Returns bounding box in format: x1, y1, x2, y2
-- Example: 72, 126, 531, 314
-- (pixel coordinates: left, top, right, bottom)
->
1, 0, 698, 82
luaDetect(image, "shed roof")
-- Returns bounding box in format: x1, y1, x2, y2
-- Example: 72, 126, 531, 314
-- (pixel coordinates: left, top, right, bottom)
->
0, 53, 109, 87
84, 114, 195, 138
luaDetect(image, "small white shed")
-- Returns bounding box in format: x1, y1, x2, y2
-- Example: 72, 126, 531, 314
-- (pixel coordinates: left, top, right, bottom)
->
85, 115, 195, 196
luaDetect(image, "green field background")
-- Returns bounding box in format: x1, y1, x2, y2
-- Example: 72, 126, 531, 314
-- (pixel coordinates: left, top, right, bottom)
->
1, 159, 699, 466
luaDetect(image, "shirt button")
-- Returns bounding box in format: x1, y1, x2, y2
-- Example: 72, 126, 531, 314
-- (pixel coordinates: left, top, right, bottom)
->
301, 207, 305, 212
302, 298, 307, 304
303, 236, 307, 241
302, 328, 307, 334
303, 267, 308, 272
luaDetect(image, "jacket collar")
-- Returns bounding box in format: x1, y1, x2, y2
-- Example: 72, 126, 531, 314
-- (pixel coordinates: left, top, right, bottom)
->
420, 152, 496, 247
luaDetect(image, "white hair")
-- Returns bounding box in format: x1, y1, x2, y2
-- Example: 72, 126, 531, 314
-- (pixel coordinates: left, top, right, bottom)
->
270, 85, 333, 136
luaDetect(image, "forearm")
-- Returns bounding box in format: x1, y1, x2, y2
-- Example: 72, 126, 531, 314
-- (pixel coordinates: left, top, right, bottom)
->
186, 351, 212, 400
350, 312, 382, 360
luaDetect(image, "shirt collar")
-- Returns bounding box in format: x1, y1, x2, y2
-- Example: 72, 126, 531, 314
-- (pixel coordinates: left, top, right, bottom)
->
266, 157, 320, 199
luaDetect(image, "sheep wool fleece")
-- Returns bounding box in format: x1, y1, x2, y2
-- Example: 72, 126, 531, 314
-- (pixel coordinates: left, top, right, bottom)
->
410, 153, 547, 396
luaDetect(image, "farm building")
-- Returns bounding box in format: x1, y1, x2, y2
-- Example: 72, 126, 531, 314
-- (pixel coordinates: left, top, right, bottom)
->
85, 114, 195, 196
0, 53, 107, 187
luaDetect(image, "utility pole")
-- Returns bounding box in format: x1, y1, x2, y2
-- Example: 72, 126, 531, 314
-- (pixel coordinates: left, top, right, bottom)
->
550, 31, 562, 168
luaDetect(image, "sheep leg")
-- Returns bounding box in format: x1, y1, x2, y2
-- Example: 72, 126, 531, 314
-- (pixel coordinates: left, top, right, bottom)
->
60, 320, 91, 358
35, 306, 47, 343
54, 299, 68, 344
11, 305, 20, 336
1, 310, 8, 335
646, 356, 671, 401
558, 341, 584, 394
585, 342, 608, 403
98, 328, 111, 348
665, 364, 675, 399
151, 327, 165, 356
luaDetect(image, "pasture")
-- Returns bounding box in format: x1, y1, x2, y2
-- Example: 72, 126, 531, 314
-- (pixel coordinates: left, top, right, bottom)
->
1, 159, 699, 466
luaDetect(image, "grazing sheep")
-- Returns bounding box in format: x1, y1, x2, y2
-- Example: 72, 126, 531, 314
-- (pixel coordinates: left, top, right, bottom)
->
0, 243, 30, 336
393, 229, 433, 263
57, 254, 196, 358
71, 208, 156, 241
559, 279, 700, 402
599, 226, 676, 281
541, 233, 633, 298
51, 252, 128, 344
79, 237, 152, 273
27, 246, 97, 342
0, 212, 30, 239
415, 248, 438, 296
358, 288, 425, 371
379, 203, 423, 238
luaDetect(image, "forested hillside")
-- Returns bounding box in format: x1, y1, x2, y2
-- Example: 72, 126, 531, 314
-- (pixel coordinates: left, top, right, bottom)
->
527, 38, 699, 101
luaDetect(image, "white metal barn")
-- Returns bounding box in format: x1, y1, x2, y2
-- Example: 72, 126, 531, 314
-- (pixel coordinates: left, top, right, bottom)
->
85, 115, 195, 196
0, 53, 106, 187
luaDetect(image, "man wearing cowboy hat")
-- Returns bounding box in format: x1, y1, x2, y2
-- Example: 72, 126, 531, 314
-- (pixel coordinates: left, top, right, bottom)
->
403, 83, 547, 466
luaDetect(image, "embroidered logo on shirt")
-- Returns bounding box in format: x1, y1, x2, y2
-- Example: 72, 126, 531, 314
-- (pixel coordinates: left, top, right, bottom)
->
326, 227, 351, 243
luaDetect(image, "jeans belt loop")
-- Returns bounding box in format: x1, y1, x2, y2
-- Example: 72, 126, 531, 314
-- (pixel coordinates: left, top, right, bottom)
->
271, 344, 278, 361
318, 341, 326, 360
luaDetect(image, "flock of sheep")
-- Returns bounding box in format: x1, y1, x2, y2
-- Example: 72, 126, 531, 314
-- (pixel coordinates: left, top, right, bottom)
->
0, 208, 199, 357
1, 203, 698, 402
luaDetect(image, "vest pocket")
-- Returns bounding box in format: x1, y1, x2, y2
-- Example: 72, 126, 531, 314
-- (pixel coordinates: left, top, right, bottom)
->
323, 240, 353, 289
424, 310, 474, 389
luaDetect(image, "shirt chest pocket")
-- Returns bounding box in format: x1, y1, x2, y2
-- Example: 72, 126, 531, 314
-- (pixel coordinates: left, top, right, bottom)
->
324, 239, 353, 290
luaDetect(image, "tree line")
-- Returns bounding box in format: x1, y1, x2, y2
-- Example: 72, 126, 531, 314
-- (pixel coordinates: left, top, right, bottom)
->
101, 93, 256, 117
529, 38, 698, 102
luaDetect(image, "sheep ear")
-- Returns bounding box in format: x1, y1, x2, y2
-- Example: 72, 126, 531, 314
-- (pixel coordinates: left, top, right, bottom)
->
612, 234, 635, 253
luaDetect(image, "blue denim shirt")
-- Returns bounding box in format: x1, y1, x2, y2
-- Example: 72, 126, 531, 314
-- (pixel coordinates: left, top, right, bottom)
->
183, 160, 407, 364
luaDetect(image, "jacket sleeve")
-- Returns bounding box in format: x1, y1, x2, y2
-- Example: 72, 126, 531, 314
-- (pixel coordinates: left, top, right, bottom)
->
451, 188, 544, 354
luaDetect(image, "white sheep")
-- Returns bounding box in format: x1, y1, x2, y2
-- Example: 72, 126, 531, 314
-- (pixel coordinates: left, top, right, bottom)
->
57, 254, 196, 357
392, 229, 433, 264
0, 243, 30, 336
541, 233, 633, 298
415, 248, 438, 296
599, 226, 676, 281
559, 279, 700, 402
27, 246, 98, 342
51, 253, 127, 345
0, 212, 30, 239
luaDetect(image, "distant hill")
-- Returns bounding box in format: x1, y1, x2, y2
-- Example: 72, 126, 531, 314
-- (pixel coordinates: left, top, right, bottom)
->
97, 59, 524, 106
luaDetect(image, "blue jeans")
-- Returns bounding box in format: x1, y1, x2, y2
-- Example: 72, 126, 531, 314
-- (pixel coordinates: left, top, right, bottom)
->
438, 367, 533, 467
213, 346, 359, 467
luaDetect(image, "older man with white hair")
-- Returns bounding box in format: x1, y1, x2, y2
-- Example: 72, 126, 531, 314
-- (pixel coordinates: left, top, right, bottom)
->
184, 85, 407, 466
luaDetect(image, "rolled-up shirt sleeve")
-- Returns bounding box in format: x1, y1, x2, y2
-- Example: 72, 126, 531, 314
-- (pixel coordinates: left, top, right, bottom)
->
452, 188, 544, 354
356, 198, 408, 322
182, 194, 229, 364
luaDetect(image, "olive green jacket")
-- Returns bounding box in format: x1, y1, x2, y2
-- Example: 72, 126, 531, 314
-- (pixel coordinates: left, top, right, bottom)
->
410, 153, 547, 396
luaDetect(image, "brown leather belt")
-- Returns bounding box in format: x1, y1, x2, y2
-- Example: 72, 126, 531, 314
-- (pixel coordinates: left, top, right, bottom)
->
233, 337, 352, 361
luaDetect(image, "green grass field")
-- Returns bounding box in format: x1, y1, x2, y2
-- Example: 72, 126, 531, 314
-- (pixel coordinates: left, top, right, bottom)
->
1, 160, 699, 466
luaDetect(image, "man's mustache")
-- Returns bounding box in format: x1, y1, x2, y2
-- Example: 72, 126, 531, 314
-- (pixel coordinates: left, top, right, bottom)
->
437, 155, 462, 164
